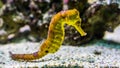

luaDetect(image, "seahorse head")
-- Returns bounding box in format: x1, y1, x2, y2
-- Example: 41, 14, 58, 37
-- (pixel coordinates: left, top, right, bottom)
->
64, 9, 87, 36
64, 9, 80, 25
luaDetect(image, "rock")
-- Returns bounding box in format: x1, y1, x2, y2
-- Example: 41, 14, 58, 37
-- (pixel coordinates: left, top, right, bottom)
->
103, 25, 120, 43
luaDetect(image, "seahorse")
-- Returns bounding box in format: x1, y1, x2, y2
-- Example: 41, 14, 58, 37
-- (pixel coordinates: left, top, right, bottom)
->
9, 9, 87, 61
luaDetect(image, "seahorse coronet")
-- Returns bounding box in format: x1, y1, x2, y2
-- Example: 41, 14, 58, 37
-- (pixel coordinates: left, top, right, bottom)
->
10, 9, 87, 61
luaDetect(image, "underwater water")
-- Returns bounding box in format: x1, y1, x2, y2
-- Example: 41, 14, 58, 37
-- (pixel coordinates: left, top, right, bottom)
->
0, 0, 120, 67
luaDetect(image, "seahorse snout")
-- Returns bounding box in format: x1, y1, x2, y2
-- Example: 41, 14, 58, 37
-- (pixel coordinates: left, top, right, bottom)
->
74, 25, 87, 36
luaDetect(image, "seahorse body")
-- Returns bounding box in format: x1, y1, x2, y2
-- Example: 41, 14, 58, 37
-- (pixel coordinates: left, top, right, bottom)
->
10, 9, 87, 61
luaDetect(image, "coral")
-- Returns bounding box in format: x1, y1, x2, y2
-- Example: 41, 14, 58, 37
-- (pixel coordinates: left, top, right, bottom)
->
81, 3, 120, 44
0, 0, 119, 45
0, 0, 63, 43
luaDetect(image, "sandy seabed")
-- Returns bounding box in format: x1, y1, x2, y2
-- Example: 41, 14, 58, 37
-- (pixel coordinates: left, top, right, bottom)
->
0, 41, 120, 68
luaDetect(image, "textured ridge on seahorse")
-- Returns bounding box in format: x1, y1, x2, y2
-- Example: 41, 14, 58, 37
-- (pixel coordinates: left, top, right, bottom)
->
9, 9, 87, 61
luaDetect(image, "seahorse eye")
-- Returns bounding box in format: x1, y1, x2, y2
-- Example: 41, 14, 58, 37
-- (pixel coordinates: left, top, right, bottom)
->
75, 21, 81, 26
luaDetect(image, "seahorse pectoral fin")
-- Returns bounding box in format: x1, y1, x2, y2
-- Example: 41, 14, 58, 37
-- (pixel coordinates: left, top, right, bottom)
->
74, 25, 87, 36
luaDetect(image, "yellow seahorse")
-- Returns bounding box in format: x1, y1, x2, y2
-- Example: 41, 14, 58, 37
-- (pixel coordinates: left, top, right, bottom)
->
9, 9, 87, 61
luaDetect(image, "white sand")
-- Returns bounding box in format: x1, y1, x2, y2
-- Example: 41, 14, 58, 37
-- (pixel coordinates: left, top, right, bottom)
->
0, 42, 120, 67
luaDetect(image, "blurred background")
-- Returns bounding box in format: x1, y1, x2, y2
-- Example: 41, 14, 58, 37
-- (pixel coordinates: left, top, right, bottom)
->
0, 0, 120, 45
0, 0, 120, 67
